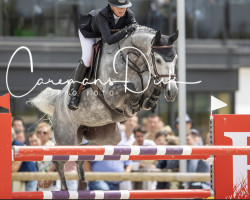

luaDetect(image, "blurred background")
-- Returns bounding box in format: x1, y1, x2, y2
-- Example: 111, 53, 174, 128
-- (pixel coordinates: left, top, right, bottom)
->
1, 0, 250, 139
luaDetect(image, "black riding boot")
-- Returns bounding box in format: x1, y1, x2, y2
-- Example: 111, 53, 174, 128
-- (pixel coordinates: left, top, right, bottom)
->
68, 60, 89, 110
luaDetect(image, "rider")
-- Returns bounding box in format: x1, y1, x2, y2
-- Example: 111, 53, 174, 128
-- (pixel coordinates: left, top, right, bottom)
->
68, 0, 138, 110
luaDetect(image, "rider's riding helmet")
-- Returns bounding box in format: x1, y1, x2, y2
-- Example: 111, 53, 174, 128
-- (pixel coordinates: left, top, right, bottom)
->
108, 0, 132, 8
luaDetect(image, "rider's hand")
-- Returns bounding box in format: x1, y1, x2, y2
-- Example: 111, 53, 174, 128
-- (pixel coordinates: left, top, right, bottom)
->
126, 24, 137, 33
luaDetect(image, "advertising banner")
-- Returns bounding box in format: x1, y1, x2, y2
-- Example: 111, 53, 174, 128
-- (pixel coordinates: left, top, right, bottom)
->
214, 114, 250, 199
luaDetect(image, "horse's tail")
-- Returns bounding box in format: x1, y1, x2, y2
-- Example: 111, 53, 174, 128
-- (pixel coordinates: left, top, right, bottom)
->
28, 87, 61, 116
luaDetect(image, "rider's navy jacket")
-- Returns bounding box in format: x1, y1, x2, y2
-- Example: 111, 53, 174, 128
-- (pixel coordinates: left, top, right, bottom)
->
79, 5, 137, 45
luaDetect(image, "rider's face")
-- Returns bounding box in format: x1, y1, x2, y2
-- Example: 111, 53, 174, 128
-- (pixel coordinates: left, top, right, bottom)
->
111, 6, 127, 17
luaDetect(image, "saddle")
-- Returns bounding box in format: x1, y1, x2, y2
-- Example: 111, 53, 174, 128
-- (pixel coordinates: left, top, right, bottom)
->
78, 40, 103, 93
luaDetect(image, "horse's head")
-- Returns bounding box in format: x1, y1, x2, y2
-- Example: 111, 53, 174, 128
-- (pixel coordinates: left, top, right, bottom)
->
151, 30, 179, 102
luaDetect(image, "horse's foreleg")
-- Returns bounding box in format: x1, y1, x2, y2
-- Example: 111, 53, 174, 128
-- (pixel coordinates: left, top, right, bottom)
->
105, 82, 140, 118
55, 161, 68, 191
76, 161, 88, 190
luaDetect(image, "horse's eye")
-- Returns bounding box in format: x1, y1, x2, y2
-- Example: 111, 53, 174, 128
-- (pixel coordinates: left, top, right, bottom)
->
156, 59, 162, 64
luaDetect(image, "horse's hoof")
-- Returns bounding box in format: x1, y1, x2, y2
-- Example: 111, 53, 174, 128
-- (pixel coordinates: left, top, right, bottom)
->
78, 180, 88, 190
141, 98, 152, 110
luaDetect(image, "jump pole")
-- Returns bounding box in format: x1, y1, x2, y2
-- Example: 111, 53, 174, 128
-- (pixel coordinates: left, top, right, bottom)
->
12, 172, 210, 182
12, 189, 212, 199
13, 145, 250, 156
14, 154, 210, 162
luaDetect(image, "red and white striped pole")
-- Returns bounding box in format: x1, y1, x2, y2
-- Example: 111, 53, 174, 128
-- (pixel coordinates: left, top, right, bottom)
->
12, 189, 212, 199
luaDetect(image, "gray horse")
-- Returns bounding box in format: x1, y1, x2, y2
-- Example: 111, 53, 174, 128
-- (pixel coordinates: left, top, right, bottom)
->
30, 26, 178, 191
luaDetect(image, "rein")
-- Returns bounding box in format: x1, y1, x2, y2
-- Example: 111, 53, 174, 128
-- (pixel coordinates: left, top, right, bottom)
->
118, 35, 177, 93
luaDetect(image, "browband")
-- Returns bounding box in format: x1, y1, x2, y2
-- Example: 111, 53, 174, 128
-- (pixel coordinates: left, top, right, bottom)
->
152, 45, 174, 49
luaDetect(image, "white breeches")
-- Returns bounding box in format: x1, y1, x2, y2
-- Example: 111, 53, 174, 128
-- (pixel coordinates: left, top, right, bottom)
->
78, 29, 96, 67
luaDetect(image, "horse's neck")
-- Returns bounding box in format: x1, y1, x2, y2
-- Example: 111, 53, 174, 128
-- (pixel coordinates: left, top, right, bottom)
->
121, 31, 156, 96
117, 31, 155, 76
97, 31, 155, 93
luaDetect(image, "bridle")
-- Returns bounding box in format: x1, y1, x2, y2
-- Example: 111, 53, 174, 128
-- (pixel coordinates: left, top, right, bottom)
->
117, 34, 178, 104
118, 38, 177, 92
150, 44, 178, 101
115, 29, 177, 86
150, 43, 177, 83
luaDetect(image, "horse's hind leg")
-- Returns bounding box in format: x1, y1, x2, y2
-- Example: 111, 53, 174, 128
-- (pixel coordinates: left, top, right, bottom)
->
53, 111, 78, 191
55, 161, 68, 191
75, 161, 88, 190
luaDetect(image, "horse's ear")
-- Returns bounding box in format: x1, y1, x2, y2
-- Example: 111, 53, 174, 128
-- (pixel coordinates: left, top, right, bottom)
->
169, 30, 179, 44
154, 30, 161, 43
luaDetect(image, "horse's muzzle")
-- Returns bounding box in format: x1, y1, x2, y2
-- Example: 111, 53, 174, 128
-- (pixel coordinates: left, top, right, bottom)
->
164, 81, 178, 102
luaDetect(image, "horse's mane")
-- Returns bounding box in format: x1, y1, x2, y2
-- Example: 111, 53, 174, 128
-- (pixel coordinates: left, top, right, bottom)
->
134, 25, 156, 35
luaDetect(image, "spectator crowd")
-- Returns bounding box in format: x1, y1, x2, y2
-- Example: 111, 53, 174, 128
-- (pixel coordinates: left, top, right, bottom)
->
12, 113, 210, 192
